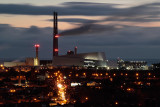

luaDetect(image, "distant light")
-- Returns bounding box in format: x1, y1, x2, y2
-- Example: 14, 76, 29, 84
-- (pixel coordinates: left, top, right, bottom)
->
85, 97, 88, 100
115, 101, 118, 105
148, 73, 151, 76
35, 44, 40, 47
55, 34, 60, 38
55, 49, 58, 52
71, 83, 81, 87
9, 89, 16, 93
57, 84, 62, 88
136, 73, 139, 76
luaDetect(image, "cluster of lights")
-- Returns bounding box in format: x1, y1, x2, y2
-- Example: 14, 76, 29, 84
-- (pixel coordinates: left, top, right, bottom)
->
9, 89, 16, 93
56, 71, 67, 105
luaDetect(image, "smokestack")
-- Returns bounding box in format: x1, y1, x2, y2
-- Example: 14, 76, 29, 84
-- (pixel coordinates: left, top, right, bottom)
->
53, 12, 59, 58
35, 44, 40, 58
75, 46, 77, 55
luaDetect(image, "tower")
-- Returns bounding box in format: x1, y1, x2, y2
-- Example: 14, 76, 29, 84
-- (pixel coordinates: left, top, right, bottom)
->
53, 12, 59, 58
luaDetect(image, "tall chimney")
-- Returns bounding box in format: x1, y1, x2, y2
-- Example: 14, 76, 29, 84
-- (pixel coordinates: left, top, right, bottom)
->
75, 46, 77, 55
53, 12, 59, 58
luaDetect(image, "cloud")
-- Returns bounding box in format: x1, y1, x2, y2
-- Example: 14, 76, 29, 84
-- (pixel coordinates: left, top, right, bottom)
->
0, 24, 160, 58
0, 2, 159, 18
1, 2, 160, 37
1, 2, 160, 58
45, 2, 160, 36
0, 24, 53, 58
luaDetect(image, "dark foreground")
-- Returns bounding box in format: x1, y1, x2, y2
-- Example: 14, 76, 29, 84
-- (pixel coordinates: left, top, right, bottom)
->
0, 66, 160, 107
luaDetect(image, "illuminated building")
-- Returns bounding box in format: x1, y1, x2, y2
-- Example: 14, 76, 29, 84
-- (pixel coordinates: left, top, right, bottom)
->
117, 58, 147, 70
3, 62, 25, 67
52, 52, 107, 68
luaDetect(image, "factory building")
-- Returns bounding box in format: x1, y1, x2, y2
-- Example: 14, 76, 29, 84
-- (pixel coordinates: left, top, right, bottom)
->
151, 63, 160, 70
2, 12, 107, 68
53, 52, 107, 68
4, 62, 25, 67
51, 12, 107, 68
117, 58, 148, 70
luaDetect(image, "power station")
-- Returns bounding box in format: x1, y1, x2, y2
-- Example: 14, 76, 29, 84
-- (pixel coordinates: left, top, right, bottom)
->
1, 12, 107, 68
52, 12, 107, 68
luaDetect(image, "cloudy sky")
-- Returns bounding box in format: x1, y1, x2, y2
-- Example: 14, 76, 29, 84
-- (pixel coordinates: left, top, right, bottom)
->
0, 0, 160, 60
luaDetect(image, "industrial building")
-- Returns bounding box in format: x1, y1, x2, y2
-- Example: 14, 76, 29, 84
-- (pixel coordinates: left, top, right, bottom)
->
1, 12, 107, 68
51, 12, 107, 68
53, 52, 107, 68
117, 58, 148, 70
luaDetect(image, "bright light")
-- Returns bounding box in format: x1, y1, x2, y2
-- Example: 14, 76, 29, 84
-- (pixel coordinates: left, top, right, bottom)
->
71, 83, 81, 87
55, 34, 60, 38
34, 44, 40, 47
55, 49, 58, 52
64, 76, 67, 79
56, 71, 67, 105
127, 88, 131, 91
115, 101, 118, 105
148, 73, 151, 76
85, 97, 88, 100
57, 84, 62, 88
9, 89, 16, 93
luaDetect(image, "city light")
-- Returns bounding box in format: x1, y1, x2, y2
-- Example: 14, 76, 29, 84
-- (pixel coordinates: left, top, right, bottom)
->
115, 101, 119, 105
148, 73, 151, 76
56, 71, 67, 105
57, 84, 62, 88
85, 97, 88, 100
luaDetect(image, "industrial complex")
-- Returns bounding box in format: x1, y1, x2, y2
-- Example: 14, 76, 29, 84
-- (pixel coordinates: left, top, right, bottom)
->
1, 12, 108, 69
1, 12, 149, 71
0, 12, 160, 107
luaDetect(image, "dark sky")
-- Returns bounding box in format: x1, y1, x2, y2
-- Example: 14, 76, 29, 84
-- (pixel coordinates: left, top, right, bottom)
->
0, 1, 160, 60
